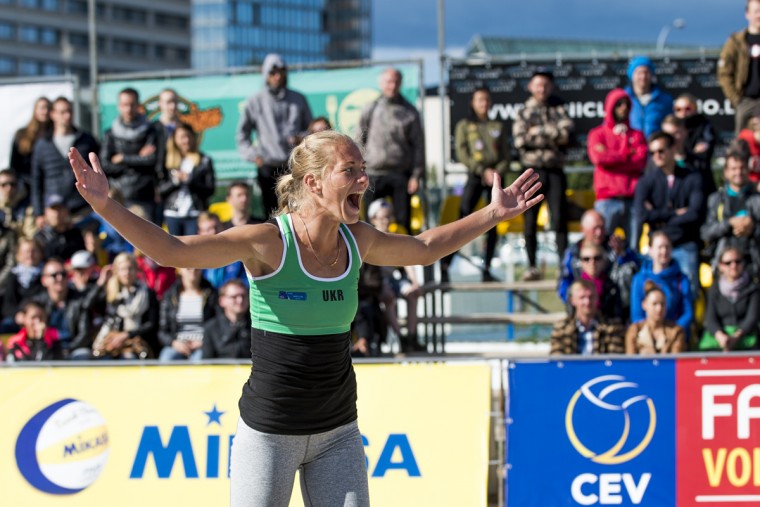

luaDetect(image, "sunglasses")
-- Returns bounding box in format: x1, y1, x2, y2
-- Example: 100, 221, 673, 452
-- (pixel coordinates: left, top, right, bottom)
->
580, 255, 603, 262
44, 271, 67, 279
721, 259, 744, 266
649, 148, 667, 156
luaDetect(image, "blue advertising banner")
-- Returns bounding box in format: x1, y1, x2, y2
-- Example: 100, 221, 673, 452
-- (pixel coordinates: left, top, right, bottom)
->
506, 360, 676, 507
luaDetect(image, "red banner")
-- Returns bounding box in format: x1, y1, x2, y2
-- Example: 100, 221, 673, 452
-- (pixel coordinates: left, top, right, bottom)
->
677, 357, 760, 506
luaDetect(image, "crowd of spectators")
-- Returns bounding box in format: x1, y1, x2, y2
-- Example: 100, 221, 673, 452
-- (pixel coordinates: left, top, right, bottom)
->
6, 0, 760, 362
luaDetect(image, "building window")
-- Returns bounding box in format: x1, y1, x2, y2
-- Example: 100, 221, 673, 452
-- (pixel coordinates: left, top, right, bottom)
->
69, 32, 88, 48
40, 28, 59, 45
41, 0, 59, 11
112, 6, 146, 24
0, 56, 14, 74
112, 39, 147, 57
0, 22, 13, 40
19, 60, 39, 75
19, 25, 38, 43
67, 0, 87, 14
42, 62, 61, 75
155, 12, 189, 30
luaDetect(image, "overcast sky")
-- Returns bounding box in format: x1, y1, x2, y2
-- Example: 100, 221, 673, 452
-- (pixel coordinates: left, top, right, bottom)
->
372, 0, 746, 84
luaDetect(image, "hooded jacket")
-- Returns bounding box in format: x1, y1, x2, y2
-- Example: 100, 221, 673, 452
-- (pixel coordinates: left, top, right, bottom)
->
630, 258, 694, 333
587, 89, 648, 200
236, 54, 313, 166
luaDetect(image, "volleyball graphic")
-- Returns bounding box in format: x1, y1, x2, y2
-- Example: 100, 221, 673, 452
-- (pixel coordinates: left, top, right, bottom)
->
15, 398, 109, 495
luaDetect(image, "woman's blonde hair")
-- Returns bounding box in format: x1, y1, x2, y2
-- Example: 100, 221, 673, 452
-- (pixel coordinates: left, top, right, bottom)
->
274, 130, 357, 216
106, 253, 138, 303
15, 97, 51, 155
164, 123, 200, 170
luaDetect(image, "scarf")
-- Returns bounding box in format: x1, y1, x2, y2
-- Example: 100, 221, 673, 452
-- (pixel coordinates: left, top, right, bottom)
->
12, 264, 41, 289
115, 282, 150, 332
718, 271, 750, 303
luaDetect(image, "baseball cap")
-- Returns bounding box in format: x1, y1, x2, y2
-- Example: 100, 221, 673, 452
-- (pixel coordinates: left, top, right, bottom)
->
367, 199, 392, 220
45, 194, 66, 208
70, 250, 95, 269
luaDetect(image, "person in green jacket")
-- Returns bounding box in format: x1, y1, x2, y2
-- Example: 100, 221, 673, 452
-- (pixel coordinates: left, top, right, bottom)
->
443, 87, 511, 282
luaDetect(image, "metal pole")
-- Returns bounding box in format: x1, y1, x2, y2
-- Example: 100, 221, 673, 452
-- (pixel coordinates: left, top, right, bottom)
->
437, 0, 447, 202
87, 0, 99, 134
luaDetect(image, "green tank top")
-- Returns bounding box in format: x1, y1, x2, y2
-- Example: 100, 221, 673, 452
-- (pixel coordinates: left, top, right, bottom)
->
248, 214, 361, 335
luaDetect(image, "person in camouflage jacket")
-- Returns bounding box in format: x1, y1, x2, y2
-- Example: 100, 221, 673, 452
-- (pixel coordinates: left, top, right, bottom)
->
513, 68, 575, 280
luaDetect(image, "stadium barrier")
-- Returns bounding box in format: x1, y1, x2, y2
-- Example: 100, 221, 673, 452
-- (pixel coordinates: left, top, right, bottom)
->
5, 353, 759, 506
1, 361, 491, 507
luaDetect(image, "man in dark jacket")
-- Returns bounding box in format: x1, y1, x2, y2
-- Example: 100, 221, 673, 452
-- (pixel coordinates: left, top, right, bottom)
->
202, 279, 251, 359
31, 97, 99, 226
635, 131, 705, 297
356, 67, 425, 234
33, 194, 85, 262
31, 258, 92, 359
100, 87, 159, 222
673, 93, 718, 195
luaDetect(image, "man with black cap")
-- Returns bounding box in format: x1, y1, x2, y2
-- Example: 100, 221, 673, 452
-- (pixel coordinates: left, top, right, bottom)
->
513, 67, 575, 281
33, 194, 85, 262
625, 55, 673, 139
236, 53, 313, 219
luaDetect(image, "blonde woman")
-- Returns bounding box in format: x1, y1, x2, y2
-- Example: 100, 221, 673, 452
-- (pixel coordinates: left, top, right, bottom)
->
70, 129, 542, 506
91, 253, 158, 359
158, 124, 215, 235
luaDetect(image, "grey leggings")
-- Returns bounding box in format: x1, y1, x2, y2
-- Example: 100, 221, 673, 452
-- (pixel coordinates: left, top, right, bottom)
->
230, 417, 370, 507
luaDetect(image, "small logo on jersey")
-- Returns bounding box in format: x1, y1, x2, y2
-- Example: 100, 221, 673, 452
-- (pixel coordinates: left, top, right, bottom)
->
323, 290, 345, 302
278, 291, 307, 301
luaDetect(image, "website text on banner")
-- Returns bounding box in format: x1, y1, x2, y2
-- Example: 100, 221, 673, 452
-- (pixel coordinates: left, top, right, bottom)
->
506, 356, 760, 507
97, 64, 420, 181
2, 362, 490, 507
449, 57, 731, 164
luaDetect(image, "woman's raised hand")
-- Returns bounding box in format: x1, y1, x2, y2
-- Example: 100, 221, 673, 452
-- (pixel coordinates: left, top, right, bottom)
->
490, 169, 543, 221
69, 149, 110, 213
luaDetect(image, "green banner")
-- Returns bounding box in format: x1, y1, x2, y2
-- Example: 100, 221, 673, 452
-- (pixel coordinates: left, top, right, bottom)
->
98, 64, 420, 180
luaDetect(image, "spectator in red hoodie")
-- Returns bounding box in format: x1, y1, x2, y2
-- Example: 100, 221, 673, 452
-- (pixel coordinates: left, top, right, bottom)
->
6, 300, 63, 362
588, 88, 648, 251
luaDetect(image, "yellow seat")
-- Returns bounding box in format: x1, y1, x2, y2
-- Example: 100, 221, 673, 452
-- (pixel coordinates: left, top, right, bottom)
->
208, 202, 233, 222
439, 195, 463, 226
699, 262, 713, 289
410, 194, 425, 234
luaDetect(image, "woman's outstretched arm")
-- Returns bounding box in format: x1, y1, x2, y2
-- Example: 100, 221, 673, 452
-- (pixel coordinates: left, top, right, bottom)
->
70, 149, 261, 269
356, 170, 543, 267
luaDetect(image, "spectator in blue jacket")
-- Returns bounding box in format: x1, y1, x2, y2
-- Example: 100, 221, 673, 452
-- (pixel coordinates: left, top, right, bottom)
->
625, 56, 674, 139
630, 231, 693, 335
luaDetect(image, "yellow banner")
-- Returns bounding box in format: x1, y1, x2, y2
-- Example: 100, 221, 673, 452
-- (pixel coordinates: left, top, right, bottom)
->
1, 363, 491, 506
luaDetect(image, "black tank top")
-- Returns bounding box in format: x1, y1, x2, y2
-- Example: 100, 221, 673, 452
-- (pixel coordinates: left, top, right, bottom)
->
238, 327, 357, 434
